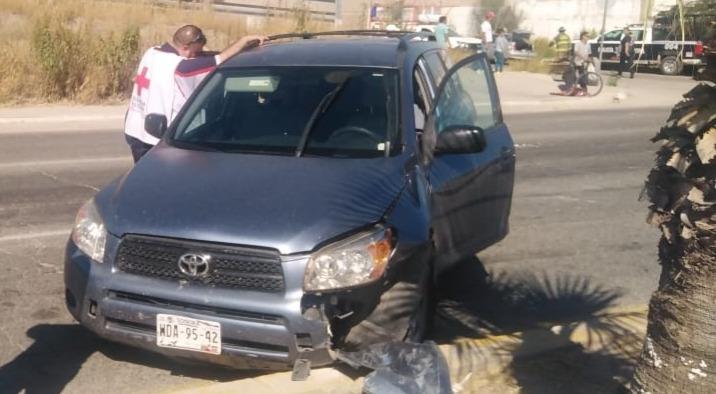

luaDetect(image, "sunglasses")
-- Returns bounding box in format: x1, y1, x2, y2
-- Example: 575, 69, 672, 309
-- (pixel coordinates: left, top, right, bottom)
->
188, 31, 207, 45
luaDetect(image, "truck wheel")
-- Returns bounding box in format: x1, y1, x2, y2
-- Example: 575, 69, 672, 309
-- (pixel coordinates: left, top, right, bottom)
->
660, 56, 683, 75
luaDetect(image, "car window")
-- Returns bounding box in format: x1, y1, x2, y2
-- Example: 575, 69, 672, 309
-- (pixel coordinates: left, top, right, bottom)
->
172, 67, 399, 158
653, 28, 670, 41
434, 56, 496, 133
413, 68, 431, 132
423, 52, 447, 86
632, 30, 644, 41
439, 50, 454, 69
603, 30, 623, 41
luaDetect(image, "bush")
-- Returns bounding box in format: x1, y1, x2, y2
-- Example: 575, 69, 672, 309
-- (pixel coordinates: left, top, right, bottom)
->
31, 17, 88, 99
82, 27, 141, 101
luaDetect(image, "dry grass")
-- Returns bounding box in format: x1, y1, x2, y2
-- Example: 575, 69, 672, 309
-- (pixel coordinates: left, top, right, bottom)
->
0, 0, 332, 104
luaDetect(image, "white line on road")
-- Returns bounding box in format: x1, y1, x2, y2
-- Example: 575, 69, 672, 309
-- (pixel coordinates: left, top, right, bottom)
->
0, 229, 70, 243
0, 156, 131, 169
0, 115, 124, 124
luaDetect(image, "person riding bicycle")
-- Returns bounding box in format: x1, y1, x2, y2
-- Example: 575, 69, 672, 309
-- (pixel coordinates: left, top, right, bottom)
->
561, 31, 592, 96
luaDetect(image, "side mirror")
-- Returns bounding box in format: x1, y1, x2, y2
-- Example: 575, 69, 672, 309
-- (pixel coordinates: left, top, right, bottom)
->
435, 125, 486, 155
144, 113, 167, 139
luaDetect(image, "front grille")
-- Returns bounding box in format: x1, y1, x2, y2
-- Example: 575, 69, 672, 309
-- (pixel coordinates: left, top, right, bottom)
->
116, 235, 285, 292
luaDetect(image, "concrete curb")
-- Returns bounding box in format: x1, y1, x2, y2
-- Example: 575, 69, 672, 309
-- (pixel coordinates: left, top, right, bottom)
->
167, 306, 647, 394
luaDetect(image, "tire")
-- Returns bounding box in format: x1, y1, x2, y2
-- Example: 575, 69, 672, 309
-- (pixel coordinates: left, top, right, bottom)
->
585, 72, 603, 97
342, 250, 435, 348
660, 56, 683, 76
405, 261, 436, 343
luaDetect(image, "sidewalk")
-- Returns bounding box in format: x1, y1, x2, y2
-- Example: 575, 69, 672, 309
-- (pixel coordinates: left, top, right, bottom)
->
167, 306, 647, 394
496, 70, 698, 114
0, 104, 126, 133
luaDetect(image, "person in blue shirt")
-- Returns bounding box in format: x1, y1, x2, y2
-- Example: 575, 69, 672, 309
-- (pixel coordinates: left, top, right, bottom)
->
435, 16, 449, 47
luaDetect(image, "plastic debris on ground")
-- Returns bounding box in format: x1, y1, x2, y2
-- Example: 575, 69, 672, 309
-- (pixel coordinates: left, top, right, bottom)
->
337, 341, 453, 394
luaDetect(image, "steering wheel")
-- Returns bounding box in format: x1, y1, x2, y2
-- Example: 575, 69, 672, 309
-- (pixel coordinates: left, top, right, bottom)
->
329, 126, 383, 144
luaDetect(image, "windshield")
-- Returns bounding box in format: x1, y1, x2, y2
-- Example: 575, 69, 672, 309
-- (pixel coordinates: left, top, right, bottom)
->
172, 67, 400, 158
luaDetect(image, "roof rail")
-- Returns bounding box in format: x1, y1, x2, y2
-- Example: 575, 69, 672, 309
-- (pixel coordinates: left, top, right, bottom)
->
267, 30, 436, 46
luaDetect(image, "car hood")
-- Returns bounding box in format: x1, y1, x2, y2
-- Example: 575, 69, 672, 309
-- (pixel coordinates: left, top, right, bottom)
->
100, 144, 407, 255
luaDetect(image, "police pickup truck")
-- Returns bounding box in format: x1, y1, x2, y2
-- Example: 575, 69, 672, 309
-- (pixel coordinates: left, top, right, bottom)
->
590, 24, 705, 75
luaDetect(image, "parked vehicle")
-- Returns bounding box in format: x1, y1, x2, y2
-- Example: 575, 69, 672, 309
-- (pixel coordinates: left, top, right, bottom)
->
590, 23, 705, 75
64, 31, 515, 371
415, 24, 482, 50
506, 30, 534, 60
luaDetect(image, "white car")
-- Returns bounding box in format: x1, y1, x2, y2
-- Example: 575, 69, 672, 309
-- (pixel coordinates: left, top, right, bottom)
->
415, 25, 482, 50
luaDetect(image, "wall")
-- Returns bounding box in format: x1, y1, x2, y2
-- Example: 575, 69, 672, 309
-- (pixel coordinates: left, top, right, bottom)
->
508, 0, 677, 39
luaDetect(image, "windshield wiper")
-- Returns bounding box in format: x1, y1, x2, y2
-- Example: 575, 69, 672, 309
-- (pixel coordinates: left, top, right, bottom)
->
295, 78, 350, 157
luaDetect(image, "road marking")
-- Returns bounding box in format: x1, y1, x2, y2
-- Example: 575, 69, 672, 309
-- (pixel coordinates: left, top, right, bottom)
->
0, 156, 130, 169
0, 229, 70, 243
0, 115, 124, 124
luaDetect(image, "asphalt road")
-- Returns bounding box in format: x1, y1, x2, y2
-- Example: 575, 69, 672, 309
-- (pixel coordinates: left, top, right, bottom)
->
0, 107, 667, 393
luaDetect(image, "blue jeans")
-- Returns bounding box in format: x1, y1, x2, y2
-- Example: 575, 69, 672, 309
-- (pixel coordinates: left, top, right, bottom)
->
495, 52, 505, 72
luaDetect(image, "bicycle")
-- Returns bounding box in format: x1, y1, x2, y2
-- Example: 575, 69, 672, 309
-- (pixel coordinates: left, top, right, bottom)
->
550, 57, 603, 97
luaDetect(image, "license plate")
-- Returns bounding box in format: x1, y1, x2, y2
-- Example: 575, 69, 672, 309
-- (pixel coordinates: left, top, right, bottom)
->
156, 314, 221, 355
601, 47, 614, 53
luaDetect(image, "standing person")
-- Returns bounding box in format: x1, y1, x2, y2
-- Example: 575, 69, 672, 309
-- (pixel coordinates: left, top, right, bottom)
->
618, 27, 635, 78
551, 27, 571, 61
573, 31, 593, 95
435, 16, 449, 47
494, 28, 510, 72
124, 25, 267, 163
481, 11, 495, 61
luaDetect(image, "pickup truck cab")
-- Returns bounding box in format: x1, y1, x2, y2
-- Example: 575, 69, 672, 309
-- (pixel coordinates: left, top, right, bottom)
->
415, 24, 483, 50
591, 24, 705, 75
64, 31, 515, 371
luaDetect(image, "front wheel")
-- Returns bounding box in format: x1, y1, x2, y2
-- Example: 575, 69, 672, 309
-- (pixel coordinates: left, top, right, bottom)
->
585, 72, 603, 97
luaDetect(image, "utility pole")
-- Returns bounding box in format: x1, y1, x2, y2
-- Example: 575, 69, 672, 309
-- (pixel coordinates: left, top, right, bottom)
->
598, 0, 608, 72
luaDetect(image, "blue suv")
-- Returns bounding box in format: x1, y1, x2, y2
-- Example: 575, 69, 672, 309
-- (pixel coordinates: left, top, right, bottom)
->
64, 31, 515, 370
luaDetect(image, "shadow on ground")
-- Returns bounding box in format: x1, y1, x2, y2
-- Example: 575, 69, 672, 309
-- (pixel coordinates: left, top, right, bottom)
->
433, 256, 644, 393
0, 324, 262, 394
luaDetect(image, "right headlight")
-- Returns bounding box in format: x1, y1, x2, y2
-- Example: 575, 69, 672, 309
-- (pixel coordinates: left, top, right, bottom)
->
303, 226, 394, 292
71, 199, 107, 263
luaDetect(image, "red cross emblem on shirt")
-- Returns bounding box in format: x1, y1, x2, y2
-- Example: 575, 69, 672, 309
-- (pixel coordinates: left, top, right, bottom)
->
135, 67, 151, 96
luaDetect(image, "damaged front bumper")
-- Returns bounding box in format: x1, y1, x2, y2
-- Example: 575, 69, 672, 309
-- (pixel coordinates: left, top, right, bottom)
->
64, 234, 338, 370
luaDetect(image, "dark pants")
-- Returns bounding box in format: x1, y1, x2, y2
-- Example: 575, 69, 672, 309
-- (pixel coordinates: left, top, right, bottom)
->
562, 65, 586, 92
125, 134, 154, 163
619, 53, 635, 77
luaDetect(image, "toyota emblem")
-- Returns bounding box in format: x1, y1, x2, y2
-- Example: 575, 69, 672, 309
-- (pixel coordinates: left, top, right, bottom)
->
177, 253, 212, 278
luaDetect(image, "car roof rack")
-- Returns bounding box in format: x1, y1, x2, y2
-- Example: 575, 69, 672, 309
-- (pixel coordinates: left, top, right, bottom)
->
268, 30, 436, 46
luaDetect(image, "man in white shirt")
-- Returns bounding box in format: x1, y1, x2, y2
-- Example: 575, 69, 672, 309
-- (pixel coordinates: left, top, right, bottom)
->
481, 11, 496, 60
573, 31, 592, 93
124, 25, 267, 162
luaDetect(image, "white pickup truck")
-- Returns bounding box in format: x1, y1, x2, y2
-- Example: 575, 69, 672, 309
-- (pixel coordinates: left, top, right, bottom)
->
415, 24, 482, 50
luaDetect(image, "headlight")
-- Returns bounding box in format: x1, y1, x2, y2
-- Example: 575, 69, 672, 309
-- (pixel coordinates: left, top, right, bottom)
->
71, 199, 107, 263
304, 226, 394, 292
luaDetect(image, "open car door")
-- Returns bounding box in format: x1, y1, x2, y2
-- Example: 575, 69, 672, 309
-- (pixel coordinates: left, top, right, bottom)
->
423, 53, 515, 268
